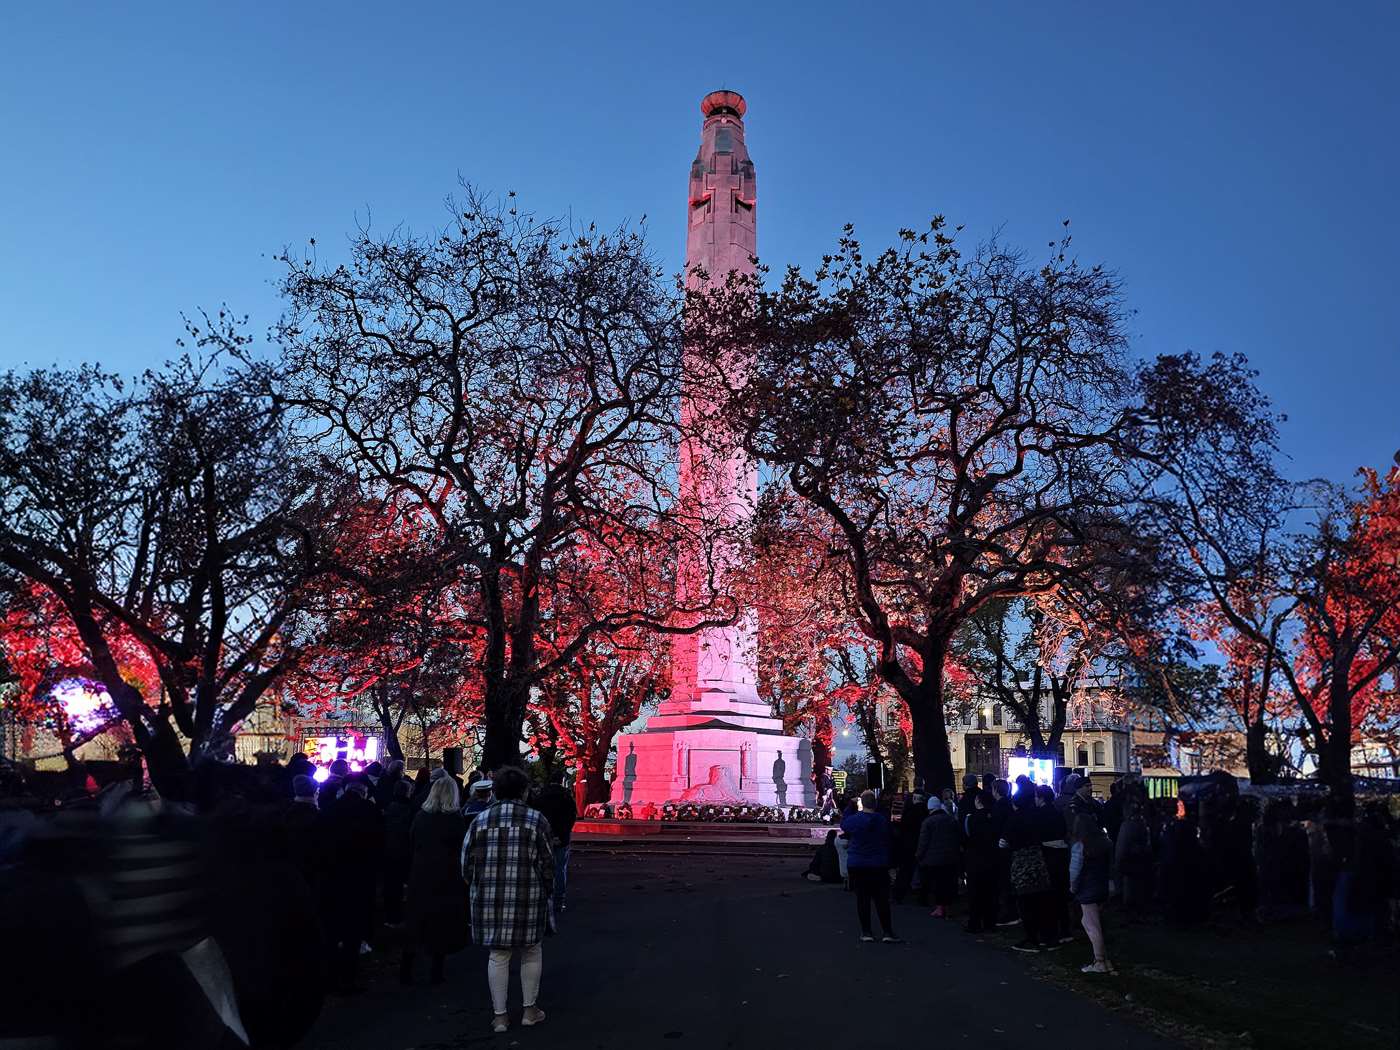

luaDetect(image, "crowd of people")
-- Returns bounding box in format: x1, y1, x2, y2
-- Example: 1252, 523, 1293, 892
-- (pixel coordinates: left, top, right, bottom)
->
807, 770, 1400, 973
0, 753, 578, 1046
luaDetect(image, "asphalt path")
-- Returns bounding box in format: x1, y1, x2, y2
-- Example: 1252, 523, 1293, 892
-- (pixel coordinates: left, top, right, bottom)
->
301, 851, 1178, 1049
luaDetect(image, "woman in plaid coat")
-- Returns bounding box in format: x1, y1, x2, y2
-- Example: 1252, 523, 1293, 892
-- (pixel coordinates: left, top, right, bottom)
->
461, 766, 554, 1033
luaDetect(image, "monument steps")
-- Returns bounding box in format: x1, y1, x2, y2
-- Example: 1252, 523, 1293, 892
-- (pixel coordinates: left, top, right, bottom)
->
571, 819, 829, 857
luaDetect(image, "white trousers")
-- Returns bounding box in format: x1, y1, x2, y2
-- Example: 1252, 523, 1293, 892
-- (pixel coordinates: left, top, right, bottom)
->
487, 943, 542, 1014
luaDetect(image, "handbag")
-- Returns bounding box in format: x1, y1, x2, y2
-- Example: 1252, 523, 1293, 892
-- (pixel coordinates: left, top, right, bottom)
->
1010, 845, 1051, 895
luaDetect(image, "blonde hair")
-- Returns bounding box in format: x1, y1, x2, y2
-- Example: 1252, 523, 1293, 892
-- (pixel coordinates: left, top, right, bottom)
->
421, 775, 461, 814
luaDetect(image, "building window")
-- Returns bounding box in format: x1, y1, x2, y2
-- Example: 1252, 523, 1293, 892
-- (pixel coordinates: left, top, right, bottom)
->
1092, 741, 1106, 767
992, 705, 1002, 726
1077, 746, 1089, 767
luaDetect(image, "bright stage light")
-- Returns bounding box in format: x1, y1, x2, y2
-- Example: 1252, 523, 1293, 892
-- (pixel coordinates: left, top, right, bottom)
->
49, 677, 117, 736
312, 766, 330, 783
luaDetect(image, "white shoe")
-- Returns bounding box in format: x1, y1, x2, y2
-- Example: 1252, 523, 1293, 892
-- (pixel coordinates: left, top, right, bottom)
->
491, 1014, 509, 1033
522, 1007, 547, 1027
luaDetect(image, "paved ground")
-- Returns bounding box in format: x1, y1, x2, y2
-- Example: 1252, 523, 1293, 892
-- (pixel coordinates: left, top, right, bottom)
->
301, 851, 1177, 1049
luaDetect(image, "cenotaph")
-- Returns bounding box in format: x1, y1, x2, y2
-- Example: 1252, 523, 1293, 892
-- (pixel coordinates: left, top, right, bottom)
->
611, 91, 816, 810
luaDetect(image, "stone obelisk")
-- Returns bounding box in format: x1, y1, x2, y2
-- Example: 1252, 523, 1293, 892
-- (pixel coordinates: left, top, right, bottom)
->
611, 91, 815, 811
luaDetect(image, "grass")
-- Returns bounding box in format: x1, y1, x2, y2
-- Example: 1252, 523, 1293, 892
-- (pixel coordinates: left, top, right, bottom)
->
1021, 909, 1399, 1049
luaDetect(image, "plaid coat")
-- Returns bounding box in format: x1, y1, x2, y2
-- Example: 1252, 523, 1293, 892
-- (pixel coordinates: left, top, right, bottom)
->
461, 800, 555, 948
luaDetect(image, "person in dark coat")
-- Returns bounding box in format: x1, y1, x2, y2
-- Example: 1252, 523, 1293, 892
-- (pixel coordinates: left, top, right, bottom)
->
804, 829, 843, 883
409, 767, 432, 809
463, 777, 493, 820
1036, 783, 1073, 943
280, 775, 328, 916
320, 777, 384, 992
373, 759, 406, 808
892, 793, 928, 904
1103, 779, 1125, 843
961, 790, 1001, 932
401, 776, 469, 984
957, 774, 980, 821
381, 779, 417, 926
991, 778, 1017, 925
1160, 806, 1209, 926
531, 769, 579, 915
1002, 786, 1054, 952
915, 797, 961, 915
1114, 799, 1154, 917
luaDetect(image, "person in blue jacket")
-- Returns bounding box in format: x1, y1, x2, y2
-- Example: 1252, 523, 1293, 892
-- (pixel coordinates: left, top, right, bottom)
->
841, 790, 900, 943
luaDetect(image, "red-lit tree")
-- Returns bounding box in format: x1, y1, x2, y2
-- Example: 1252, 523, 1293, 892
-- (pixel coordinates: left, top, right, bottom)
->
284, 497, 483, 763
1273, 470, 1400, 811
280, 192, 734, 771
0, 580, 158, 766
1180, 578, 1296, 783
697, 225, 1245, 791
0, 328, 336, 798
529, 525, 674, 803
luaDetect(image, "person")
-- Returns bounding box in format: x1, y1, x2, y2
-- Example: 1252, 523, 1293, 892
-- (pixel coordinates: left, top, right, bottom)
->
1002, 784, 1053, 952
1160, 804, 1209, 925
1054, 773, 1081, 819
990, 778, 1018, 927
1036, 783, 1073, 944
280, 774, 328, 924
915, 796, 961, 916
962, 790, 1001, 932
364, 761, 385, 802
1103, 778, 1125, 843
409, 767, 433, 808
940, 787, 958, 820
321, 776, 384, 992
1070, 813, 1115, 973
892, 791, 927, 904
463, 778, 493, 821
804, 829, 844, 883
840, 790, 899, 943
381, 778, 417, 927
817, 767, 838, 821
835, 798, 855, 886
319, 758, 352, 810
957, 774, 979, 818
1114, 798, 1154, 917
374, 758, 406, 808
531, 769, 579, 916
1071, 776, 1106, 827
462, 765, 554, 1033
401, 775, 469, 985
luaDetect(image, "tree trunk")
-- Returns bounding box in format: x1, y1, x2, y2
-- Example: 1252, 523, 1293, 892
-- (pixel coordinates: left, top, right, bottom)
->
582, 761, 610, 806
808, 702, 834, 791
1322, 674, 1354, 818
903, 635, 955, 793
481, 679, 528, 772
375, 683, 406, 762
135, 712, 196, 801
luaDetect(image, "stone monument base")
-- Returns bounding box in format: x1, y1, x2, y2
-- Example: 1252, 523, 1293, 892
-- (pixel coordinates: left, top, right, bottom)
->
611, 717, 816, 809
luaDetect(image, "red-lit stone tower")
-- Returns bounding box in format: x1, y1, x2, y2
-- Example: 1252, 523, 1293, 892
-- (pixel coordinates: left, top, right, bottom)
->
611, 91, 815, 810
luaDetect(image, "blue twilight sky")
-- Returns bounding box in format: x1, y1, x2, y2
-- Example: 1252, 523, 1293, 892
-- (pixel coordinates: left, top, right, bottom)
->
1, 2, 1396, 487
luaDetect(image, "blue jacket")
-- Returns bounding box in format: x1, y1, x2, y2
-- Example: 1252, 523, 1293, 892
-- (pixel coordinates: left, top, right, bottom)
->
840, 809, 892, 869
